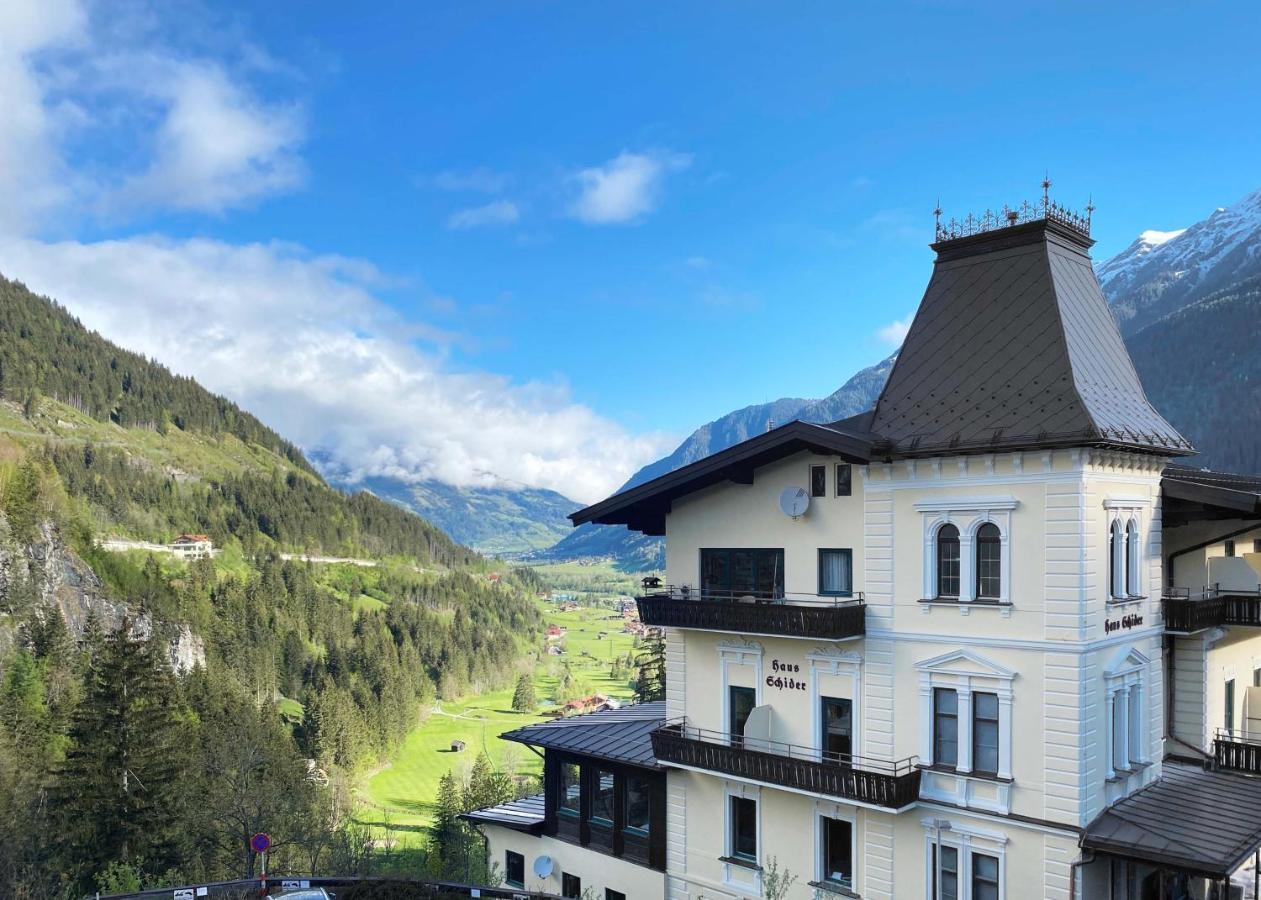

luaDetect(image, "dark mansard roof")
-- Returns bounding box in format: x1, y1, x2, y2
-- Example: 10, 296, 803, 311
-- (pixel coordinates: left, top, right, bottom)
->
868, 218, 1192, 458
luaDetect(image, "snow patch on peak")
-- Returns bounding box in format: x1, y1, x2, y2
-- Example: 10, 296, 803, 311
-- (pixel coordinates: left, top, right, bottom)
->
1138, 228, 1185, 247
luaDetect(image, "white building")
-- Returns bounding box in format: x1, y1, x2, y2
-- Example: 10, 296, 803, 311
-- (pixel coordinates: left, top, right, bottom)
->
169, 533, 213, 560
470, 204, 1261, 899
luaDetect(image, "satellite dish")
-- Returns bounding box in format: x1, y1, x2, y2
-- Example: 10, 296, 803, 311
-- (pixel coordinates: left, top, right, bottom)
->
779, 486, 810, 519
533, 855, 554, 879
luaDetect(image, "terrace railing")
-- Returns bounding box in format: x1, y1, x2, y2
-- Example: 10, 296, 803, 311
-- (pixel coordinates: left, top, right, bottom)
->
636, 586, 866, 640
1162, 585, 1261, 633
1213, 728, 1261, 775
650, 720, 920, 810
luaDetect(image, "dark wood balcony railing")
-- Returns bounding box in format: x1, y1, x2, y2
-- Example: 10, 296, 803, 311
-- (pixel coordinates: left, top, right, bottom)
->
1213, 728, 1261, 775
636, 587, 866, 640
650, 721, 920, 810
1162, 585, 1261, 633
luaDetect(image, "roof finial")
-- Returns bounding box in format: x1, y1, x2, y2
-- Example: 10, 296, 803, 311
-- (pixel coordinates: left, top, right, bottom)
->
1041, 172, 1052, 214
1086, 194, 1095, 231
933, 199, 942, 238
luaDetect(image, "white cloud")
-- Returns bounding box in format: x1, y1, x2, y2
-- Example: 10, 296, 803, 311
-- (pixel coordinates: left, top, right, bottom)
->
446, 200, 520, 230
876, 316, 912, 346
0, 235, 671, 504
569, 150, 691, 225
106, 61, 305, 214
0, 0, 88, 235
0, 0, 306, 230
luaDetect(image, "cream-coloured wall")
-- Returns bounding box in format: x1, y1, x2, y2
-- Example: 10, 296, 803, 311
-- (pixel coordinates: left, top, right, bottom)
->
1166, 524, 1261, 592
479, 824, 666, 898
671, 768, 887, 900
1204, 630, 1261, 742
665, 451, 866, 598
670, 767, 1083, 900
658, 447, 1173, 900
664, 448, 1165, 647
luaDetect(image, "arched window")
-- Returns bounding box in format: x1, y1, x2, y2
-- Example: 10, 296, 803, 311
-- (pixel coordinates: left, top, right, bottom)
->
975, 523, 1001, 600
1109, 520, 1124, 598
937, 524, 960, 598
1125, 519, 1139, 597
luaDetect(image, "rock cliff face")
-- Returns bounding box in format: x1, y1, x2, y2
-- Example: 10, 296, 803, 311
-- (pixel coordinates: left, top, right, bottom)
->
0, 517, 205, 672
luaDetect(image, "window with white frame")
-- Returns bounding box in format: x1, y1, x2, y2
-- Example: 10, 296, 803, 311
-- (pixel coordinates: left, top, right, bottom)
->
916, 650, 1015, 779
818, 815, 854, 890
922, 820, 1007, 900
1104, 499, 1148, 601
917, 498, 1016, 603
1104, 647, 1149, 780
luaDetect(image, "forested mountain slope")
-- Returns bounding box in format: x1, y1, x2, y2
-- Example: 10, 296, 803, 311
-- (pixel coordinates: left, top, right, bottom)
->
0, 277, 544, 895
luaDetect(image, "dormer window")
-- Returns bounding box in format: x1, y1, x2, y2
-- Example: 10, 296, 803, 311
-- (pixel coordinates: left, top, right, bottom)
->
936, 524, 960, 598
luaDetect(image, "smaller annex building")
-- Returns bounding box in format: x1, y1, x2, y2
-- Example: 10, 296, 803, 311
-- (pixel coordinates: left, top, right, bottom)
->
462, 702, 668, 899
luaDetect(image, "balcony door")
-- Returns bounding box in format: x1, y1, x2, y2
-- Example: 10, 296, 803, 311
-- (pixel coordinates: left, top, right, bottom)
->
821, 697, 852, 763
701, 548, 784, 600
730, 686, 757, 743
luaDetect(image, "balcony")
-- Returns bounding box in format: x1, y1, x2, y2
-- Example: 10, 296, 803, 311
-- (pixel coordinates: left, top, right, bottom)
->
1213, 729, 1261, 775
636, 586, 866, 640
649, 721, 920, 811
1162, 585, 1261, 633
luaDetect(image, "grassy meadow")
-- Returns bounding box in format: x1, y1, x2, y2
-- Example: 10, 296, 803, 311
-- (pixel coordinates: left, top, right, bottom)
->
356, 591, 644, 853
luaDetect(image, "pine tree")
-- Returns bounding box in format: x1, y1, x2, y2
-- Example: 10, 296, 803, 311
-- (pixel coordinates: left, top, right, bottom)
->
511, 672, 535, 713
431, 770, 464, 871
51, 622, 193, 890
633, 628, 667, 702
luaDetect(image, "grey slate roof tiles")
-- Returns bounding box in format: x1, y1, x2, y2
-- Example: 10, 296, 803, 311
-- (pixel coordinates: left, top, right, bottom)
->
1081, 760, 1261, 876
870, 222, 1192, 456
499, 701, 666, 769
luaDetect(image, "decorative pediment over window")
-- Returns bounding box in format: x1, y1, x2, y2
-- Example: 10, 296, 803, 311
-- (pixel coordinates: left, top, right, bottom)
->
914, 648, 1017, 681
1104, 646, 1149, 679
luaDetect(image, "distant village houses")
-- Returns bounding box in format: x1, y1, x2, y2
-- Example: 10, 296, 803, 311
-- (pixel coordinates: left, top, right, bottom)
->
169, 533, 213, 560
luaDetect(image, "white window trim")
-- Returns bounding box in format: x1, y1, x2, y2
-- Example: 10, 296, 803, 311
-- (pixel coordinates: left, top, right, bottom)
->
1104, 500, 1148, 601
722, 782, 762, 893
915, 650, 1016, 779
814, 800, 858, 892
808, 647, 863, 762
719, 639, 763, 744
920, 818, 1008, 900
1104, 646, 1150, 780
920, 503, 1015, 603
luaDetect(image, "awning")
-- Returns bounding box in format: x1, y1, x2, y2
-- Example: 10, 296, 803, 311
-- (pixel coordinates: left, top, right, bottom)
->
1081, 761, 1261, 878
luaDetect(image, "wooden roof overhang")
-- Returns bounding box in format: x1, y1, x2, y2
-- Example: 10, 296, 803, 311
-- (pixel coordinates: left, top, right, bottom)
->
569, 421, 873, 536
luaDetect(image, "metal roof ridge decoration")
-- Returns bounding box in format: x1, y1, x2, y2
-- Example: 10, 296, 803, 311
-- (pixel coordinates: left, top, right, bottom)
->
933, 177, 1094, 243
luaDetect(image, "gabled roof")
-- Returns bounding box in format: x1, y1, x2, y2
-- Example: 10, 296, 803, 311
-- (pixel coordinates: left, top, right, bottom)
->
500, 701, 666, 769
869, 219, 1193, 458
569, 421, 872, 535
1081, 760, 1261, 877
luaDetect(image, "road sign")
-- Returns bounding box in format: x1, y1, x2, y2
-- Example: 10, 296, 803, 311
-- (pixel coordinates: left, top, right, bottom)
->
250, 832, 271, 853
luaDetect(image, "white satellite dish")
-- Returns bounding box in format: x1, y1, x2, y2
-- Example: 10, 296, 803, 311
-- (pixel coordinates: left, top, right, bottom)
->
533, 855, 554, 879
779, 486, 810, 519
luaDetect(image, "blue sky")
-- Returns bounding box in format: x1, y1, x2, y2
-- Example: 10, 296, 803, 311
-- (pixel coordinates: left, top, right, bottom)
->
2, 1, 1259, 501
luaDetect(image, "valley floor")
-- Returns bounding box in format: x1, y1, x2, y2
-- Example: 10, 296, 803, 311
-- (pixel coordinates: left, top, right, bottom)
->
355, 594, 643, 861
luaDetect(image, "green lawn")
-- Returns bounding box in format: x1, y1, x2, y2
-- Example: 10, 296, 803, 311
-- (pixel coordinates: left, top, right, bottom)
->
356, 599, 640, 851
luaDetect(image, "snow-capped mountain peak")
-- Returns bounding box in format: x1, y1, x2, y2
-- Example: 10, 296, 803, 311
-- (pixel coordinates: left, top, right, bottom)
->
1096, 186, 1261, 335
